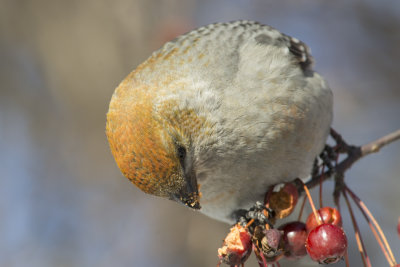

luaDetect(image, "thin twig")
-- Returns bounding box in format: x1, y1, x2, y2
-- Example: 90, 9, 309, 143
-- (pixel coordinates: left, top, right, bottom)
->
346, 187, 397, 266
346, 188, 394, 267
343, 190, 371, 267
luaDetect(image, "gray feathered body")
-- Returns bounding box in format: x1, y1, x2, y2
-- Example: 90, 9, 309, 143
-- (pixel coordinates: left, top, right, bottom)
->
136, 21, 332, 223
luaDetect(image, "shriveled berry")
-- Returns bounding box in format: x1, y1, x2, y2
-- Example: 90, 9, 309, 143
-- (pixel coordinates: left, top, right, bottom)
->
306, 207, 342, 232
252, 226, 284, 264
268, 182, 299, 219
218, 224, 252, 265
264, 229, 282, 251
306, 224, 347, 264
261, 229, 284, 257
279, 221, 307, 259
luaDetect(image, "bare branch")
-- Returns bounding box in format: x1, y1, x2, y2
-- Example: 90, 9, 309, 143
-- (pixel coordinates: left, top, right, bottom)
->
305, 128, 400, 190
361, 129, 400, 156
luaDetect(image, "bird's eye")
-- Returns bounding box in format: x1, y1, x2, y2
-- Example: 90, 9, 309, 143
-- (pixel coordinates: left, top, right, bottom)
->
177, 145, 186, 165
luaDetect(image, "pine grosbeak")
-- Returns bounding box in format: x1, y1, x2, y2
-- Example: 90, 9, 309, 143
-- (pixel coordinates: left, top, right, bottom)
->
106, 21, 332, 223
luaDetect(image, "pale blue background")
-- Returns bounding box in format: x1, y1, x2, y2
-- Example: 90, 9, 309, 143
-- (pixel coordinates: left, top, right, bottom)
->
1, 0, 399, 266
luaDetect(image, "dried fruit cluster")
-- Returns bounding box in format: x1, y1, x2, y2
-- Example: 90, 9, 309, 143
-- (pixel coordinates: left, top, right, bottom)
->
217, 182, 348, 267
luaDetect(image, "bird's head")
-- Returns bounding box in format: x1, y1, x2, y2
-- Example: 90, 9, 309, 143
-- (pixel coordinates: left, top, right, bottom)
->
106, 71, 202, 210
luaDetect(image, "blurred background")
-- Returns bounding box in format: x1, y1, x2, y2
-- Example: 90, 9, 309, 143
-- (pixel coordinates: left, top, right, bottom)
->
1, 0, 399, 266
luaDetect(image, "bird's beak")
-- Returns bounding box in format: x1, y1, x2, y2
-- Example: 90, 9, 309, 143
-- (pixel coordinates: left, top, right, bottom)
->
171, 171, 201, 210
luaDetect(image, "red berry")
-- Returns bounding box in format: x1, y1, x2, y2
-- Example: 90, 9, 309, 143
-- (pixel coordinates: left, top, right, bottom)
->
279, 221, 307, 259
306, 207, 342, 232
306, 224, 347, 264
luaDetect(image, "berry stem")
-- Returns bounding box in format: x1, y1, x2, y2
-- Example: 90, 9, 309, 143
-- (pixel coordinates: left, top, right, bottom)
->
319, 165, 325, 209
355, 201, 393, 266
253, 243, 268, 267
345, 186, 397, 266
343, 190, 371, 267
302, 183, 322, 225
297, 194, 307, 221
245, 218, 254, 229
344, 250, 350, 267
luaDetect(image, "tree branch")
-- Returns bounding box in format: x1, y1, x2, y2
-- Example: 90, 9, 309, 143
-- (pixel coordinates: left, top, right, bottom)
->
361, 129, 400, 156
304, 128, 400, 191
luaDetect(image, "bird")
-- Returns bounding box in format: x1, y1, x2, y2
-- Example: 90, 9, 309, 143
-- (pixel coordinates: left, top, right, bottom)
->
106, 20, 333, 224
